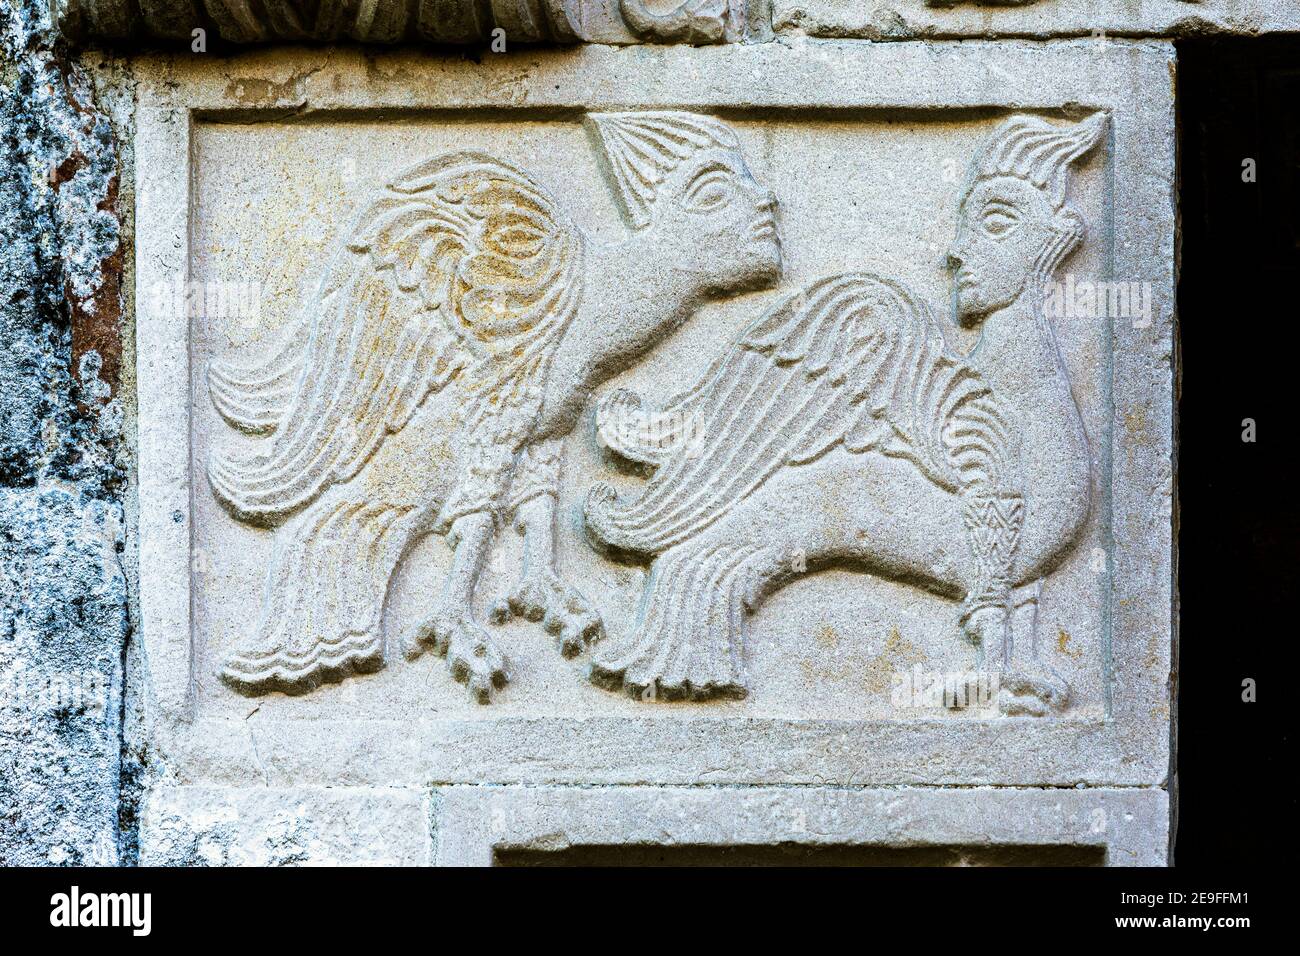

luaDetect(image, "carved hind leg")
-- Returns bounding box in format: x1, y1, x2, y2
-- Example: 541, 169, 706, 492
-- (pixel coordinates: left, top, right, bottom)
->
491, 493, 603, 658
996, 580, 1071, 715
401, 511, 509, 703
590, 541, 769, 701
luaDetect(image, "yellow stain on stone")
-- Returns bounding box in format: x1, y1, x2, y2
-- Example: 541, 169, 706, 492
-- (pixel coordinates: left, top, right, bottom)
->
815, 623, 839, 650
862, 626, 927, 695
1056, 627, 1083, 660
225, 73, 312, 108
1122, 405, 1152, 469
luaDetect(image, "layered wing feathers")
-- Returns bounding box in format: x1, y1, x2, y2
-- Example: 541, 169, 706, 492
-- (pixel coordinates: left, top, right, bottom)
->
207, 152, 580, 525
586, 273, 1012, 554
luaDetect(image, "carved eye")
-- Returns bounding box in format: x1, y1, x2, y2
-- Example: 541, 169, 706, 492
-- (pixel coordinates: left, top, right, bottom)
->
980, 203, 1020, 237
682, 168, 737, 213
486, 211, 548, 258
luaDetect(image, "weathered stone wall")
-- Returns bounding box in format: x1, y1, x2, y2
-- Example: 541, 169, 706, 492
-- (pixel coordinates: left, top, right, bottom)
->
0, 0, 129, 865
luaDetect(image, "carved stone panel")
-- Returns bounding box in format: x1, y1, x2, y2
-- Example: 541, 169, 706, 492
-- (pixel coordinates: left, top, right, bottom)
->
134, 39, 1173, 862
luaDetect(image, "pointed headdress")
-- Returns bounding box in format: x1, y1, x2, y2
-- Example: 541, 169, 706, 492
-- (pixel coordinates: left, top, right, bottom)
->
971, 113, 1108, 208
587, 111, 744, 229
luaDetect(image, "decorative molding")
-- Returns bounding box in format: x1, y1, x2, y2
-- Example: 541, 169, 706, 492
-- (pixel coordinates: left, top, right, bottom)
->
51, 0, 1300, 47
430, 785, 1170, 866
53, 0, 583, 45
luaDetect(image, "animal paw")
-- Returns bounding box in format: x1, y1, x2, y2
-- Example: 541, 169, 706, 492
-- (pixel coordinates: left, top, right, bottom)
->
997, 660, 1071, 716
491, 571, 603, 658
402, 607, 509, 703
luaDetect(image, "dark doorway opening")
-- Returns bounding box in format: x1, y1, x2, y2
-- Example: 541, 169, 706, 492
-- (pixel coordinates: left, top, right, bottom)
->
495, 843, 1107, 867
1175, 36, 1299, 866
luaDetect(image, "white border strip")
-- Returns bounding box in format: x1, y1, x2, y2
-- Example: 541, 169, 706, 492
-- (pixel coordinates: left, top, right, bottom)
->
135, 106, 194, 721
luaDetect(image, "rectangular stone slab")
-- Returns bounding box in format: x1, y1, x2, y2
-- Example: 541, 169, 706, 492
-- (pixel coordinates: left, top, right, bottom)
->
138, 783, 1168, 865
133, 39, 1174, 861
774, 0, 1300, 40
431, 784, 1168, 866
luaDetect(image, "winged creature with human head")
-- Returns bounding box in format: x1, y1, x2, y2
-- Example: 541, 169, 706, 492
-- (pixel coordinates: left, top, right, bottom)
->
207, 111, 782, 702
587, 113, 1107, 715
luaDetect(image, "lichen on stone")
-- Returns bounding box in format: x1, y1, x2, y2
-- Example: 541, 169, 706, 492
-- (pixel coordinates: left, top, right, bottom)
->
0, 0, 128, 866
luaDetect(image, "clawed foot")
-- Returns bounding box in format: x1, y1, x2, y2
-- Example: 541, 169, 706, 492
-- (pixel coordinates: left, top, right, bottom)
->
997, 660, 1071, 716
402, 606, 508, 703
491, 571, 603, 657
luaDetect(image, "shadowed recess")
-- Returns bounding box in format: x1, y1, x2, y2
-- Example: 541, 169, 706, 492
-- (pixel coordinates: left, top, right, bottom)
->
494, 843, 1107, 866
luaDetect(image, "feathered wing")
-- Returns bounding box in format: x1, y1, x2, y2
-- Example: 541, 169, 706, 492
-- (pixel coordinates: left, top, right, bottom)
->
586, 273, 1012, 555
207, 323, 304, 435
593, 345, 730, 467
208, 153, 583, 693
208, 151, 583, 527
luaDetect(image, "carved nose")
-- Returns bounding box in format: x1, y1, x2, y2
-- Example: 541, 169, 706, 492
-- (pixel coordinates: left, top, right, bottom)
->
946, 227, 969, 268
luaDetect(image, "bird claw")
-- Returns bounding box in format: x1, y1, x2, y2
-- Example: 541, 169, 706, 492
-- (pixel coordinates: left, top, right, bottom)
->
492, 571, 604, 657
402, 605, 509, 703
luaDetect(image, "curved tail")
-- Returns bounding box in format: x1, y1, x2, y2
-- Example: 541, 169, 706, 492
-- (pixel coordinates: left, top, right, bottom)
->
221, 495, 426, 695
590, 540, 771, 700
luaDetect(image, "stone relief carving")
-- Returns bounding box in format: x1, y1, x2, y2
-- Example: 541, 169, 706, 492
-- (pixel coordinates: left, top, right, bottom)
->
54, 0, 748, 45
619, 0, 728, 44
54, 0, 584, 45
207, 111, 782, 701
586, 113, 1107, 715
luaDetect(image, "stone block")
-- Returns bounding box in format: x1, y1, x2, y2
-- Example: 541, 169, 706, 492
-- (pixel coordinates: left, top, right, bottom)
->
130, 38, 1174, 863
141, 785, 432, 865
433, 784, 1168, 865
773, 0, 1300, 41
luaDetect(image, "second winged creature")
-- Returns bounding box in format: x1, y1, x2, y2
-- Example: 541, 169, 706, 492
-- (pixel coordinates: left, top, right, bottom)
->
207, 112, 782, 701
587, 113, 1107, 715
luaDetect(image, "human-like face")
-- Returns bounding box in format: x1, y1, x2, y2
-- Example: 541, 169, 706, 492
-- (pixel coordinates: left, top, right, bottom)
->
947, 175, 1059, 327
651, 147, 782, 295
